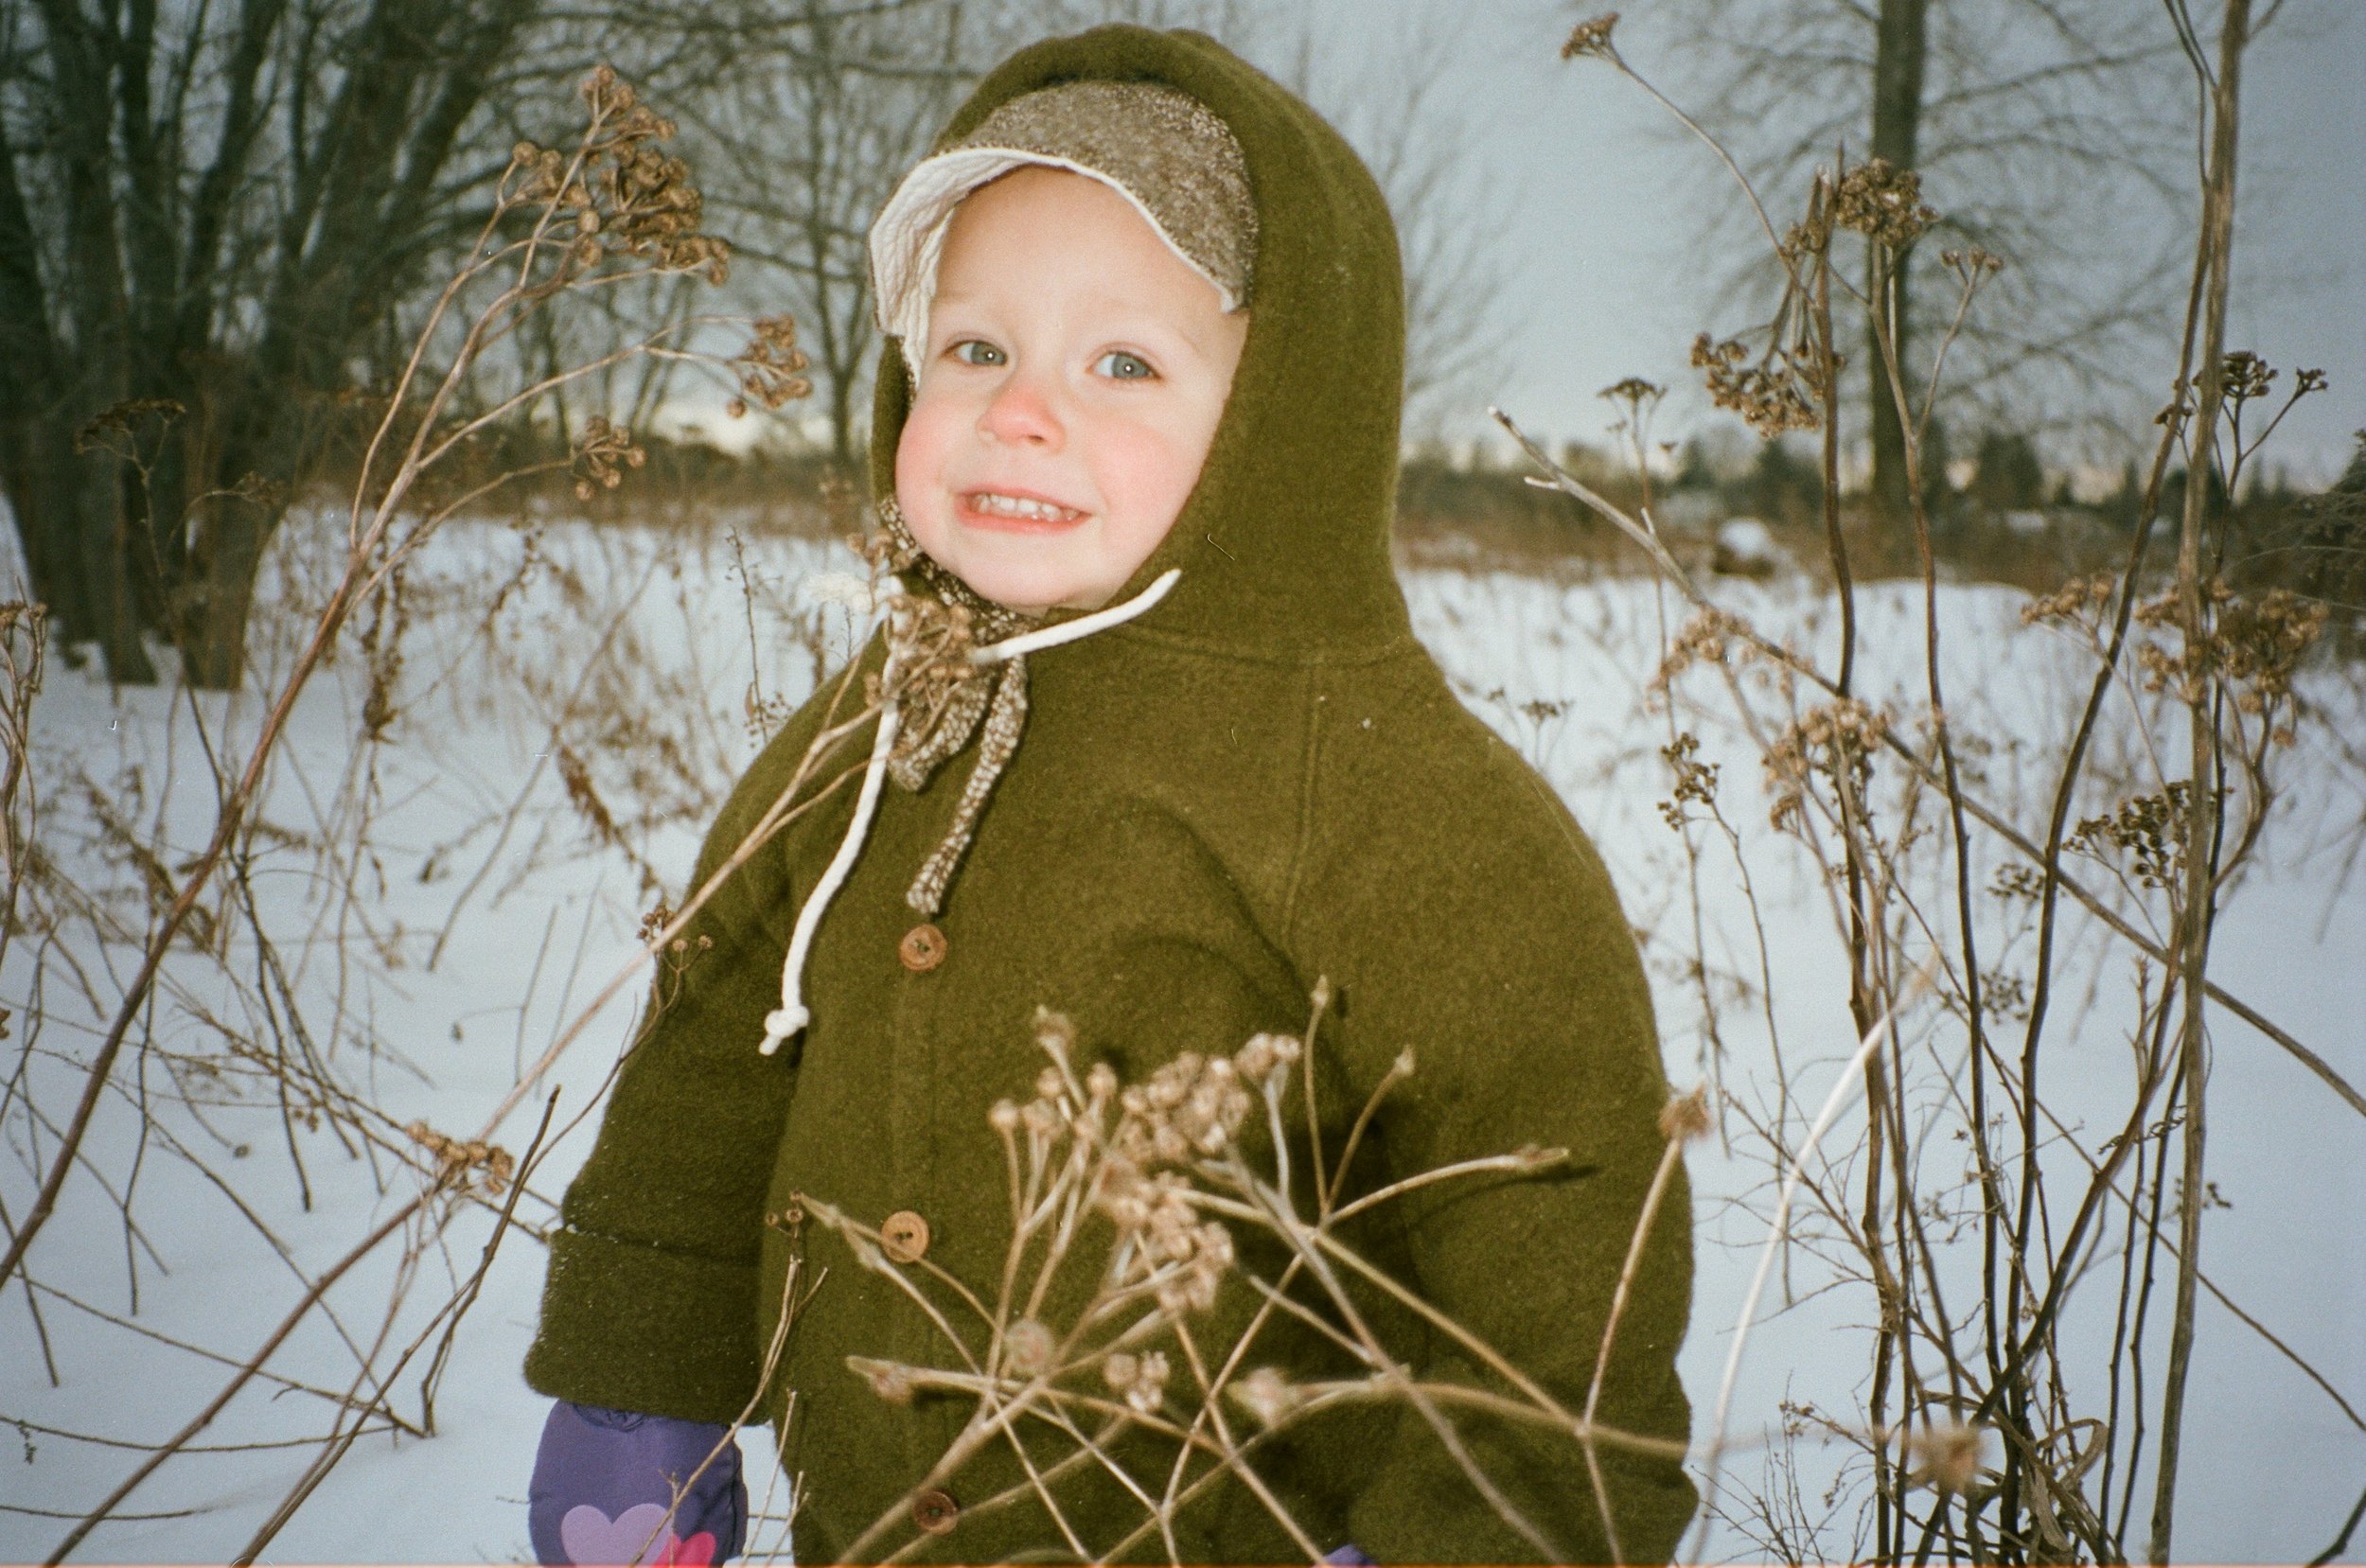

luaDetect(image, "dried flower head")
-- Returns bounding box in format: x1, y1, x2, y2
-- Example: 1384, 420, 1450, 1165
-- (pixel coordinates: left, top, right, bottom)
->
1126, 1349, 1172, 1415
733, 315, 812, 410
2067, 783, 2199, 890
1111, 1049, 1255, 1163
1003, 1318, 1055, 1378
1780, 217, 1830, 264
572, 415, 644, 502
1656, 731, 1721, 832
1831, 157, 1939, 248
1600, 376, 1666, 409
507, 70, 729, 285
2132, 579, 2326, 712
851, 1355, 915, 1404
2220, 350, 2274, 405
71, 397, 186, 457
404, 1119, 515, 1196
1905, 1421, 1987, 1495
1232, 1031, 1302, 1084
1692, 334, 1822, 437
1764, 698, 1890, 830
1231, 1366, 1303, 1428
1561, 12, 1620, 59
1658, 1084, 1712, 1143
1652, 605, 1759, 692
1940, 247, 2004, 283
1034, 1006, 1079, 1064
2020, 572, 2118, 627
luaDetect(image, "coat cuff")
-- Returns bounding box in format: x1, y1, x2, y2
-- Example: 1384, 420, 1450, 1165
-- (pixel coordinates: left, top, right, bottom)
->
522, 1226, 764, 1424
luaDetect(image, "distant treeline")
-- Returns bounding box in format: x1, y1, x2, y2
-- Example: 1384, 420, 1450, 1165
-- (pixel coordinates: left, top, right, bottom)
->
368, 414, 2366, 621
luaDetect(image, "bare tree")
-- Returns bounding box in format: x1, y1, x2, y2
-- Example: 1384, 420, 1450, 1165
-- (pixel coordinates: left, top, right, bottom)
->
673, 0, 969, 468
1238, 9, 1518, 445
1632, 0, 2195, 514
0, 0, 584, 687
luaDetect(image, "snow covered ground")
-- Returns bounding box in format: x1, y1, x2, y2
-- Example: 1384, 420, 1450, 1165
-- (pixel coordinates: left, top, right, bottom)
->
3, 512, 2359, 1562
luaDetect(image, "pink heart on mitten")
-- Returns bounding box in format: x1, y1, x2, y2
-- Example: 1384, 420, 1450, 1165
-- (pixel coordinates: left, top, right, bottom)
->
557, 1502, 716, 1565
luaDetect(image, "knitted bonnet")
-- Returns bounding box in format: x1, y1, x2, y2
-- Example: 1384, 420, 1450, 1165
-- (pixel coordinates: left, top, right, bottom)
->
868, 78, 1260, 379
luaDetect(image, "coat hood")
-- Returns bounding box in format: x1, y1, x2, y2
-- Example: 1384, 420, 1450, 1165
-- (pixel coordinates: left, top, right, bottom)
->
867, 25, 1415, 662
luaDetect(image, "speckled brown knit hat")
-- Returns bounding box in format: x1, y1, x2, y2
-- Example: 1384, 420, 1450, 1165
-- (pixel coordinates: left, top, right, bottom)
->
870, 79, 1259, 380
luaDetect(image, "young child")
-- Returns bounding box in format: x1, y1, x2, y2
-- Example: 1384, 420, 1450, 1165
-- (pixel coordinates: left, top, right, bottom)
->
526, 25, 1694, 1565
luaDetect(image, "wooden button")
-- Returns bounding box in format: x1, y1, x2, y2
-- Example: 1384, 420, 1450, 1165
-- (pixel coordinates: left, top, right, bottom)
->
899, 922, 946, 972
911, 1486, 960, 1535
880, 1208, 931, 1263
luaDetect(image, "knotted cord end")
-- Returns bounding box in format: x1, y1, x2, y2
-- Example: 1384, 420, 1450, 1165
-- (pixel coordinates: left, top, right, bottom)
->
760, 1005, 810, 1056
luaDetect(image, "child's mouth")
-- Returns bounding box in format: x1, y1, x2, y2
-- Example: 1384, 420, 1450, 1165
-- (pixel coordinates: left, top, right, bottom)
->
959, 489, 1089, 534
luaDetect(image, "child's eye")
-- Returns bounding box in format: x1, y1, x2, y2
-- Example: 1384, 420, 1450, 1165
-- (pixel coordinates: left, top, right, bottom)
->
1093, 350, 1157, 381
948, 340, 1006, 367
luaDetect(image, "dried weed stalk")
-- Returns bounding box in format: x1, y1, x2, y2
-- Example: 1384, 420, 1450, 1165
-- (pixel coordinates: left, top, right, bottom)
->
0, 65, 824, 1560
1517, 6, 2352, 1561
793, 994, 1700, 1564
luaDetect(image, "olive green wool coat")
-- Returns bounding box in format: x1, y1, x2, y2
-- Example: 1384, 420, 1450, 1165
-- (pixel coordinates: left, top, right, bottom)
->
525, 25, 1695, 1564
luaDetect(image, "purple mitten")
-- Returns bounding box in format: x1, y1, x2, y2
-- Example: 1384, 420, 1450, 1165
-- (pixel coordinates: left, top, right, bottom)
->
529, 1400, 748, 1565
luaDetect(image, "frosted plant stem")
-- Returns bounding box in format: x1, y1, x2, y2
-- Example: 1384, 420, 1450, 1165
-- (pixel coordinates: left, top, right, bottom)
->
1581, 1128, 1690, 1567
1492, 401, 2358, 1123
2149, 5, 2251, 1560
1685, 975, 1926, 1565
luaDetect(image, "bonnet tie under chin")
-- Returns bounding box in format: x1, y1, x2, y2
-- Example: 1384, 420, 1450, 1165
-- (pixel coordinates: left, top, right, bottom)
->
759, 529, 1179, 1056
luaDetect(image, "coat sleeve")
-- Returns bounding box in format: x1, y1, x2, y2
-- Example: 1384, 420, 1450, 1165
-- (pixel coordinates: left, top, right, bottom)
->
521, 679, 863, 1424
1288, 687, 1698, 1564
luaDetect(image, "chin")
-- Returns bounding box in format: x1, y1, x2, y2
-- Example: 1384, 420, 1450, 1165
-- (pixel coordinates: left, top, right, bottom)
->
945, 551, 1108, 615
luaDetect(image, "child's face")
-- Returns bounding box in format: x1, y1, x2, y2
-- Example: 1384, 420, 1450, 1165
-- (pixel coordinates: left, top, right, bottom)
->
894, 167, 1248, 613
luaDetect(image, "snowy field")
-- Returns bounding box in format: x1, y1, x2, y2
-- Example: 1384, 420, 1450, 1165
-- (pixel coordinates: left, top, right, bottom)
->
3, 510, 2359, 1563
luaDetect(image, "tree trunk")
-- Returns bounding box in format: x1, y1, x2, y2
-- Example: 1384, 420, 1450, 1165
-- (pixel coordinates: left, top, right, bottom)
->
0, 421, 159, 682
1867, 0, 1928, 521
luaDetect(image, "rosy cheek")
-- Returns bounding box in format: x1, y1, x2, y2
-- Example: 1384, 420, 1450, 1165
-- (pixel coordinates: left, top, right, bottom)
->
1101, 425, 1196, 519
894, 398, 956, 502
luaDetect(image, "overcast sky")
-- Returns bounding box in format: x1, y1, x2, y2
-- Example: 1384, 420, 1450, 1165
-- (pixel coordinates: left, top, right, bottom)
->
1261, 0, 2365, 484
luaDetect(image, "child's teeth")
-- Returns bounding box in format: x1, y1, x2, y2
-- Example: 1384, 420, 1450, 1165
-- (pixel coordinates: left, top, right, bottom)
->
974, 492, 1074, 520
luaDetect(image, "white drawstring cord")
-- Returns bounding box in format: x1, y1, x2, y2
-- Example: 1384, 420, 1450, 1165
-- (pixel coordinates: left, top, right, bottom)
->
758, 567, 1181, 1055
966, 569, 1179, 665
761, 696, 901, 1055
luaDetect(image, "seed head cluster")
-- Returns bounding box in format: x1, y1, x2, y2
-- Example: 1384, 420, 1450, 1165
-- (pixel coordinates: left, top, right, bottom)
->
1230, 1365, 1304, 1428
508, 68, 729, 284
1652, 605, 1773, 693
572, 415, 644, 501
1103, 1348, 1173, 1416
1764, 698, 1891, 831
1693, 334, 1822, 438
2068, 784, 2198, 891
2020, 572, 2118, 628
1559, 12, 1620, 60
71, 396, 185, 457
404, 1119, 515, 1196
730, 315, 812, 416
2133, 579, 2326, 723
1830, 157, 1939, 249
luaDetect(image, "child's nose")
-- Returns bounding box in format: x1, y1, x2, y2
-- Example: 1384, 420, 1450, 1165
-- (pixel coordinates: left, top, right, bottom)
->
978, 371, 1064, 449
